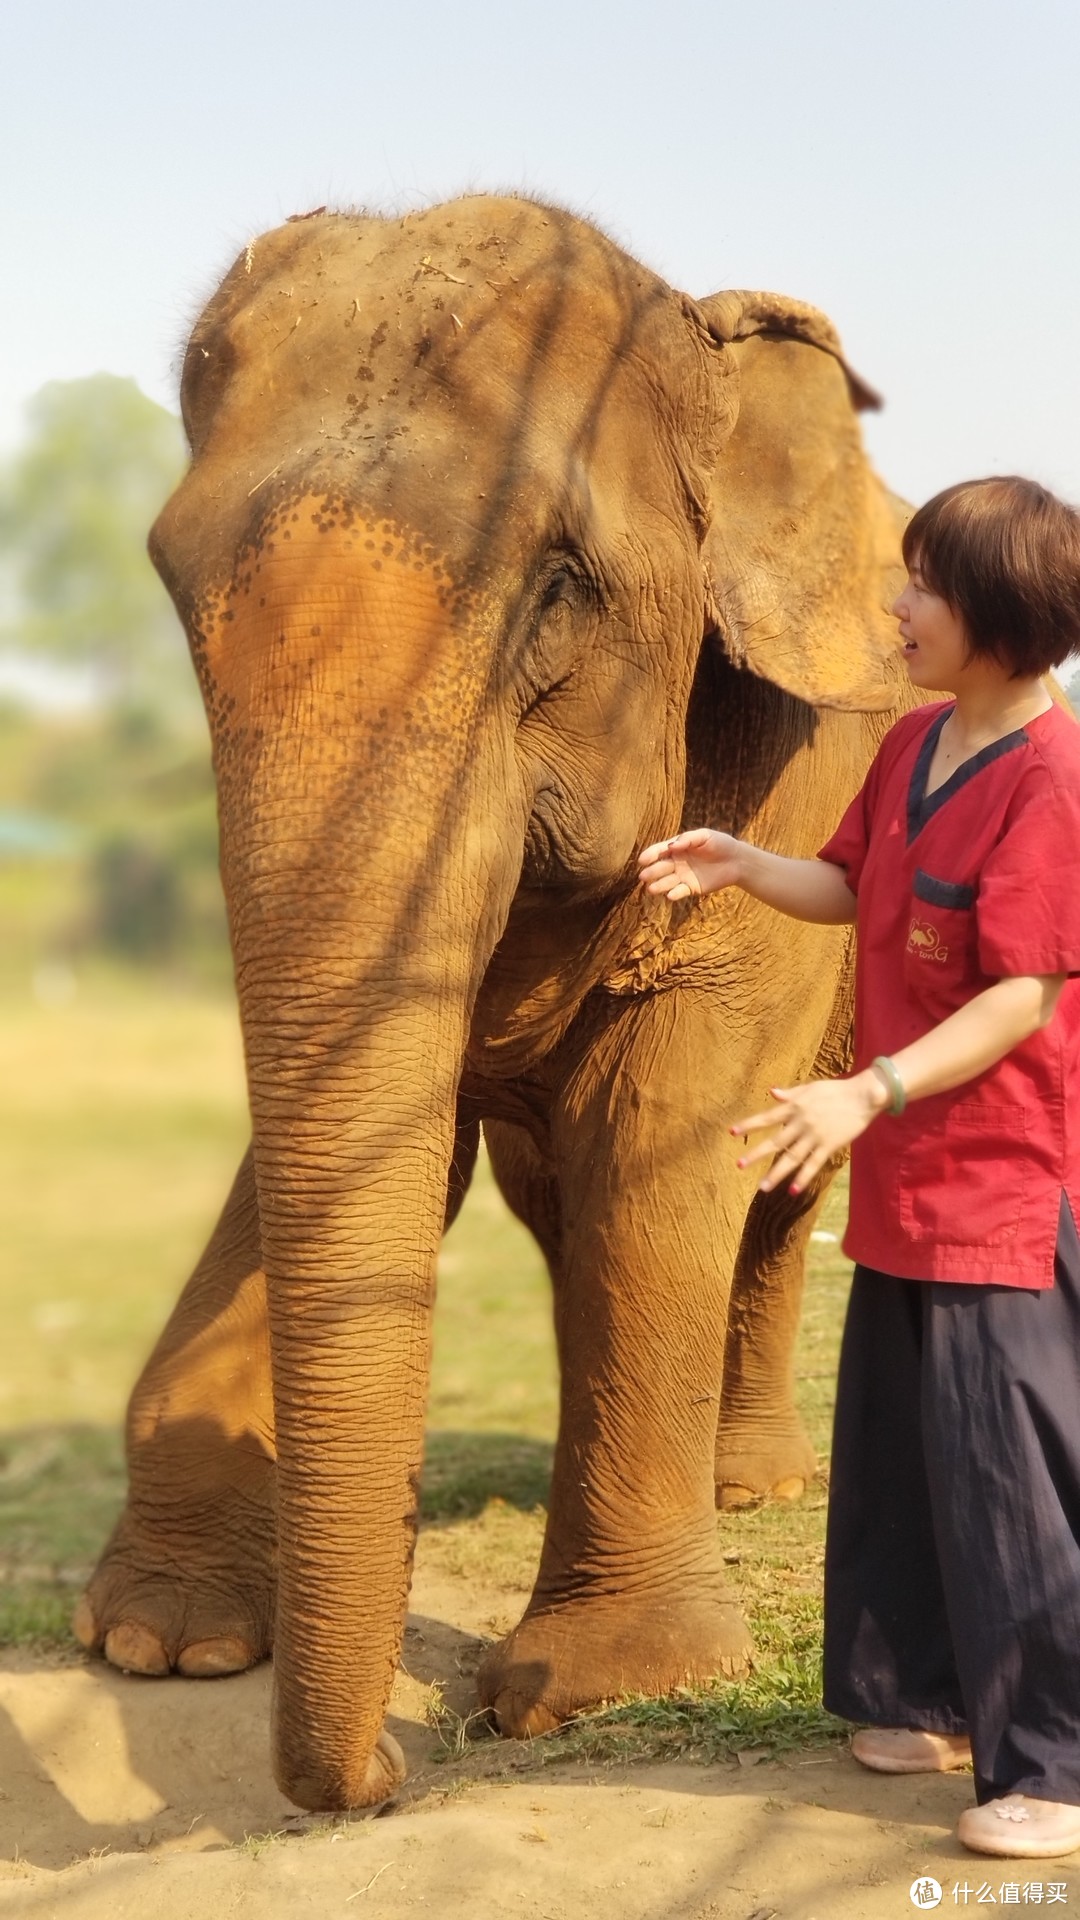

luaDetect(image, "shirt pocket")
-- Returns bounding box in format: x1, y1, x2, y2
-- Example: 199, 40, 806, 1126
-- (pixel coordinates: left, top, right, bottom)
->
898, 1103, 1027, 1245
903, 869, 980, 1012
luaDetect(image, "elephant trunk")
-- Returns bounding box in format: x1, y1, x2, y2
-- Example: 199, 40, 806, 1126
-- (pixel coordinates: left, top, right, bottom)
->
210, 540, 522, 1808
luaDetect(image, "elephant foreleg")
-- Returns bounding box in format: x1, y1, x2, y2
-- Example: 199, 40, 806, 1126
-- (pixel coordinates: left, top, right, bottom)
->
75, 1146, 277, 1676
714, 1181, 827, 1509
478, 991, 753, 1736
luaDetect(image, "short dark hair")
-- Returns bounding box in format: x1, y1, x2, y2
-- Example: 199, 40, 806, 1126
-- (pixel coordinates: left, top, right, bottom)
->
902, 476, 1080, 677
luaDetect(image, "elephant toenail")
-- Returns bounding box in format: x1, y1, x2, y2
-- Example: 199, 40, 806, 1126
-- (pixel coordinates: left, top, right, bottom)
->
104, 1623, 170, 1675
72, 1595, 97, 1649
177, 1637, 255, 1677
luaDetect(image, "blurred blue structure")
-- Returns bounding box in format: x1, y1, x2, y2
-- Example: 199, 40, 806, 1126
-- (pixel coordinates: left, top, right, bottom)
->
0, 810, 79, 857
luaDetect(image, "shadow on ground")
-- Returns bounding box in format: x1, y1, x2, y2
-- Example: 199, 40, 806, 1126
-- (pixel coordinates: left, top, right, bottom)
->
0, 1422, 553, 1647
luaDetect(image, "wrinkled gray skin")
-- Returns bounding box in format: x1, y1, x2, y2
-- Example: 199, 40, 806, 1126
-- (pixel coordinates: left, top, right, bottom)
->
76, 197, 908, 1811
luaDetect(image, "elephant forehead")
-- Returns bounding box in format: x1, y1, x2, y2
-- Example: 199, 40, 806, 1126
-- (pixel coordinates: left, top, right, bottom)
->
209, 201, 671, 384
184, 204, 701, 491
193, 500, 485, 719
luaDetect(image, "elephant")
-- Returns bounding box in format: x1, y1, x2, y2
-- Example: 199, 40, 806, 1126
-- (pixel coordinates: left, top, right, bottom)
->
74, 195, 910, 1812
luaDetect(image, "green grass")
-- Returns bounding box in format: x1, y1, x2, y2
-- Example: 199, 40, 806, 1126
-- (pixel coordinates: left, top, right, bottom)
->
0, 1426, 127, 1649
424, 1592, 846, 1770
530, 1594, 846, 1768
420, 1432, 554, 1519
0, 979, 855, 1770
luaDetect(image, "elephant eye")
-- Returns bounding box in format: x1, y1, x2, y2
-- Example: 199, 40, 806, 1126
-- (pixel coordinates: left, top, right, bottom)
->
538, 566, 577, 612
536, 547, 603, 618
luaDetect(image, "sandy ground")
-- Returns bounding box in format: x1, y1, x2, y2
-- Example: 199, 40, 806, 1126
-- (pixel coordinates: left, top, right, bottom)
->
1, 1537, 1075, 1920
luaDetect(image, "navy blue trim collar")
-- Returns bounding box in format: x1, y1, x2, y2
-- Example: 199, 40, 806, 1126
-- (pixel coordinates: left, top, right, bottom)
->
907, 706, 1029, 845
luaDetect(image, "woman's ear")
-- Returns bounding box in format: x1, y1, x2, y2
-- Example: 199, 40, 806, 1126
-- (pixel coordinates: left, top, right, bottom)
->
695, 289, 908, 713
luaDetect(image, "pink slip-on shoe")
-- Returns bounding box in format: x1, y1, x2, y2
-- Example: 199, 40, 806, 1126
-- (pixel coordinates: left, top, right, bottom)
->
957, 1795, 1080, 1859
850, 1727, 972, 1774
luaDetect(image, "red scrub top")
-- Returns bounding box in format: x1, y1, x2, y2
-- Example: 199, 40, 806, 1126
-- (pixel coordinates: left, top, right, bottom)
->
818, 699, 1080, 1288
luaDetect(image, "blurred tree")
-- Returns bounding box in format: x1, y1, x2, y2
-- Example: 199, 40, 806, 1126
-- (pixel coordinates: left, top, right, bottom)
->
90, 832, 181, 962
0, 379, 235, 979
0, 375, 196, 720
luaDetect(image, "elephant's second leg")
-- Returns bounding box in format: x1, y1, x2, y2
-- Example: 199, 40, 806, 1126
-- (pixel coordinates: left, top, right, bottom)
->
484, 1115, 562, 1277
714, 1183, 826, 1510
716, 966, 854, 1510
74, 1147, 277, 1677
479, 995, 752, 1736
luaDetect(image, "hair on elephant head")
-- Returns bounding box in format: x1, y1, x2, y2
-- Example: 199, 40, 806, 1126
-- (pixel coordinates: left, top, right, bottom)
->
80, 196, 909, 1812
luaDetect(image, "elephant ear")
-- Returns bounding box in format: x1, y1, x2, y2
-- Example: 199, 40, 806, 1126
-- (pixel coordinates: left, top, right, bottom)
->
697, 289, 908, 713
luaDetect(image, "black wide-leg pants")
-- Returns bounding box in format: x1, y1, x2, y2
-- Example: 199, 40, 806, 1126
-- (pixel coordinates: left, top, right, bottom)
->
823, 1194, 1080, 1806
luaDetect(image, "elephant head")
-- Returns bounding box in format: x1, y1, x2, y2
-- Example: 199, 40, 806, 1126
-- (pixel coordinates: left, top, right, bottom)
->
149, 196, 902, 1808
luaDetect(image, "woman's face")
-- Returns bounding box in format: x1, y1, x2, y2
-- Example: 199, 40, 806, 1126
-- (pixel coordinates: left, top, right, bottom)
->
891, 560, 972, 692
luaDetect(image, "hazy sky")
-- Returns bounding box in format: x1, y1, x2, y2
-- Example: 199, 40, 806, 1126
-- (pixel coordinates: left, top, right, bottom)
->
3, 0, 1078, 506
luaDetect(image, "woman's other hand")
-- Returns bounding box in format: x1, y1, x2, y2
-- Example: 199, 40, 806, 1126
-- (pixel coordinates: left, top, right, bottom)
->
730, 1073, 889, 1195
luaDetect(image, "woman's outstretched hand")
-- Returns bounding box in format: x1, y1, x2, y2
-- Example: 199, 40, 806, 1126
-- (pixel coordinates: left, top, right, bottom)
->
637, 828, 744, 902
731, 1073, 889, 1195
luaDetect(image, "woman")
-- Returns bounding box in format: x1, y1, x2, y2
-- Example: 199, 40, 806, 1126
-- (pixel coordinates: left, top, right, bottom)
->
639, 476, 1080, 1859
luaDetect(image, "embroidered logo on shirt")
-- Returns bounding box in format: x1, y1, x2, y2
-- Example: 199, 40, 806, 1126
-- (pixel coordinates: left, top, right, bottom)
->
907, 917, 949, 963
